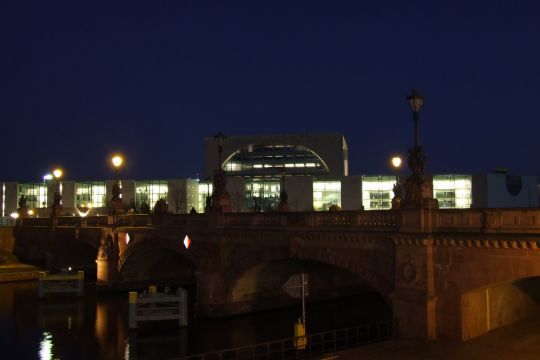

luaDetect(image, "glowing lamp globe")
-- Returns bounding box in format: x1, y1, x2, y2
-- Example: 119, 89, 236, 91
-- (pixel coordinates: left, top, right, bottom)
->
112, 155, 123, 169
53, 169, 63, 179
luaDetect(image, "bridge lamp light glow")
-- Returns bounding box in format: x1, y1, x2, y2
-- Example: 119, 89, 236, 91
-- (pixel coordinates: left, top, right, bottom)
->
391, 156, 402, 169
53, 168, 63, 179
43, 174, 53, 181
28, 209, 34, 216
111, 155, 124, 169
183, 235, 191, 250
10, 212, 19, 219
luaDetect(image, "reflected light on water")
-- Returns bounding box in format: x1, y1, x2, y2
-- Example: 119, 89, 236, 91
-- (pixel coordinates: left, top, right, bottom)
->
39, 332, 53, 360
124, 340, 130, 360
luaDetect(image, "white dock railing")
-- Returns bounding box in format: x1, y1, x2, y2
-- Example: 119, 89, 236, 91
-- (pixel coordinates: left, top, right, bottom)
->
129, 286, 188, 329
38, 271, 84, 299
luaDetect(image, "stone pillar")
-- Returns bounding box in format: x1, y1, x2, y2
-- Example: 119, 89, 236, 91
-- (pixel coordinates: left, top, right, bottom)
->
96, 233, 120, 287
392, 234, 437, 339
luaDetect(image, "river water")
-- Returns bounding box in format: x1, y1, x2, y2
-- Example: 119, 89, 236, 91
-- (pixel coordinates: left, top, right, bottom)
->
0, 281, 390, 360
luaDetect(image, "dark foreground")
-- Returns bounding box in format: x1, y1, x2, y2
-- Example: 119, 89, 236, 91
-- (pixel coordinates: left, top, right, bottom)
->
0, 281, 390, 359
331, 315, 540, 360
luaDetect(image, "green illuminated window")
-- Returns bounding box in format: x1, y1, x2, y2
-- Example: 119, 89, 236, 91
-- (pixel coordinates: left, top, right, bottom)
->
433, 175, 471, 208
76, 182, 106, 208
19, 183, 47, 209
362, 176, 394, 210
313, 180, 341, 211
135, 180, 168, 211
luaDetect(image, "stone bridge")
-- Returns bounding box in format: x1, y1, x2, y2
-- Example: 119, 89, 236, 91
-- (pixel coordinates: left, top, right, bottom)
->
12, 207, 540, 341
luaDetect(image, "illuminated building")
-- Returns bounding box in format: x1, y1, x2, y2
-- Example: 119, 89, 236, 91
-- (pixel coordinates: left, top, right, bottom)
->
0, 134, 538, 221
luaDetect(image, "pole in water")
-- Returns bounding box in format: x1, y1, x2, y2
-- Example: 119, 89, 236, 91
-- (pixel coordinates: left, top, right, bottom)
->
301, 273, 306, 326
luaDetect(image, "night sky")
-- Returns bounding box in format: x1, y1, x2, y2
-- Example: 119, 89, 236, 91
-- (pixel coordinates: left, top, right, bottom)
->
2, 1, 540, 182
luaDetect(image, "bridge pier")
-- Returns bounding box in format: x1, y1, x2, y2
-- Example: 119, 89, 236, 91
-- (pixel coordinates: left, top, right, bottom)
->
392, 234, 438, 340
96, 233, 120, 287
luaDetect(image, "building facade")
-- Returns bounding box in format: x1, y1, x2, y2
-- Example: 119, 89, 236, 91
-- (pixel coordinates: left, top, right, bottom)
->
1, 133, 538, 222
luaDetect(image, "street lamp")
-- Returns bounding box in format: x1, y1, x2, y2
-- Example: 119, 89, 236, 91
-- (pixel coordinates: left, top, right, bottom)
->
111, 154, 124, 188
407, 89, 424, 147
52, 168, 63, 192
391, 156, 402, 185
112, 154, 124, 172
110, 154, 124, 214
53, 168, 63, 180
391, 156, 402, 210
214, 131, 227, 169
51, 167, 64, 218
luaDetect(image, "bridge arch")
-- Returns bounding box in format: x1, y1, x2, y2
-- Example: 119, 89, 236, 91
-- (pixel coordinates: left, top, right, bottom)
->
118, 237, 197, 287
434, 244, 540, 340
225, 234, 394, 314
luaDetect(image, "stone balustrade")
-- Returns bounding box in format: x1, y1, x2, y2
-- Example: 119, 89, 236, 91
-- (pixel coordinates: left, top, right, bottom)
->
18, 208, 540, 234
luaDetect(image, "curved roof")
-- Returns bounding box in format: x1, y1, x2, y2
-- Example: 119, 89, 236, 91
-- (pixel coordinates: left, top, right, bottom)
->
222, 143, 330, 177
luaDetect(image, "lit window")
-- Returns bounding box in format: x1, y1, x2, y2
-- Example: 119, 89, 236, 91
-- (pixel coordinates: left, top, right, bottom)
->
362, 176, 394, 210
19, 183, 48, 209
76, 182, 106, 208
313, 181, 341, 211
433, 175, 472, 209
136, 181, 168, 211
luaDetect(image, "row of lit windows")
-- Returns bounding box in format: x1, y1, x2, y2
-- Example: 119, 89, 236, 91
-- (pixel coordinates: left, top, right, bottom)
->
361, 175, 473, 210
4, 175, 474, 214
225, 162, 322, 171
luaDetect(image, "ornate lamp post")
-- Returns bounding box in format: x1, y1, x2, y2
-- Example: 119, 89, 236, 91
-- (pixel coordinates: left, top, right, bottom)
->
51, 168, 63, 218
110, 154, 124, 214
391, 156, 402, 209
211, 131, 231, 212
403, 89, 437, 208
214, 131, 226, 168
407, 90, 424, 148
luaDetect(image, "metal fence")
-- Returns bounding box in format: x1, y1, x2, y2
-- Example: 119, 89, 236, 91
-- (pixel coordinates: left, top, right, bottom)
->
172, 320, 395, 360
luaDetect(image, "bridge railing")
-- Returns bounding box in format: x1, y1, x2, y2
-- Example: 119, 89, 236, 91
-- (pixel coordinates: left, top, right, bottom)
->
172, 320, 394, 360
437, 208, 540, 233
220, 211, 399, 230
18, 208, 540, 234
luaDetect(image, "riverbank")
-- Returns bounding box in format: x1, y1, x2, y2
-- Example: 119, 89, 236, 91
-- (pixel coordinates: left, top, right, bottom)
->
0, 263, 41, 282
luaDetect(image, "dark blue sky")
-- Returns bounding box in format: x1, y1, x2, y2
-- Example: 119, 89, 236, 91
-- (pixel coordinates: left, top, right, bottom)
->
2, 1, 540, 181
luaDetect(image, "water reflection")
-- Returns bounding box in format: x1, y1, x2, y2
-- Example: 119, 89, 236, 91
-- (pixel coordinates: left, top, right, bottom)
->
39, 332, 53, 360
0, 281, 390, 360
